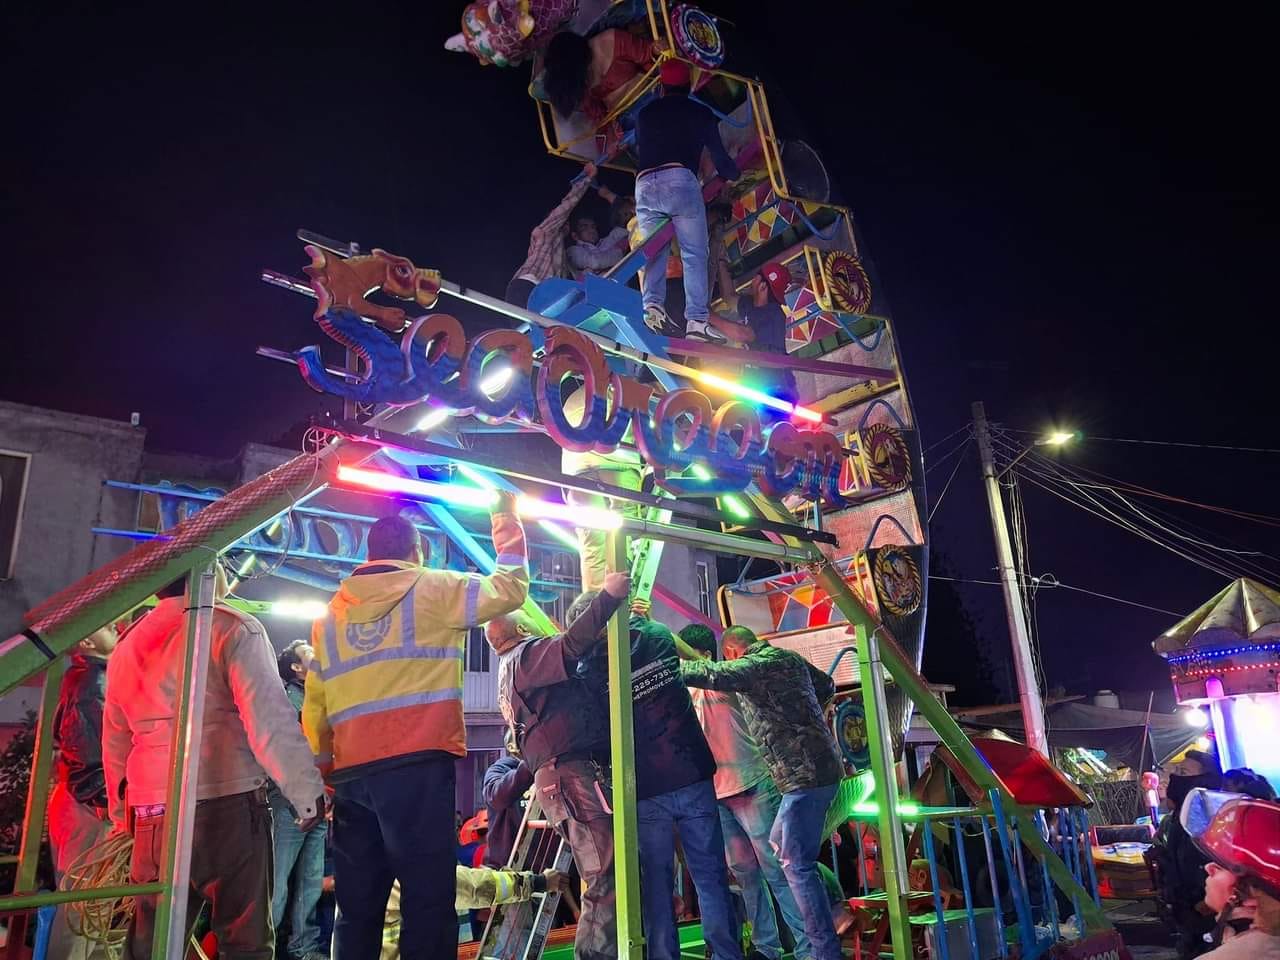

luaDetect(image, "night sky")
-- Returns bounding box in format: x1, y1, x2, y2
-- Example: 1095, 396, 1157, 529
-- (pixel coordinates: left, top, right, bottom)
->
2, 4, 1272, 700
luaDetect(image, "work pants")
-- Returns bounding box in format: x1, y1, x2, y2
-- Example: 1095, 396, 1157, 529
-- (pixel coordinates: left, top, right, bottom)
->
127, 789, 274, 960
534, 759, 616, 960
269, 790, 328, 959
48, 781, 110, 960
331, 757, 456, 960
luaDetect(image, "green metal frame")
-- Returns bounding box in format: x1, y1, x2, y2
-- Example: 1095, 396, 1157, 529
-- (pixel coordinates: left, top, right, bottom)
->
606, 531, 644, 958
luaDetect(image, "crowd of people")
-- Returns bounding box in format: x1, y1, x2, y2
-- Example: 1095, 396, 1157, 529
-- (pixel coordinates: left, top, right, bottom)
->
45, 492, 852, 960
1147, 749, 1280, 960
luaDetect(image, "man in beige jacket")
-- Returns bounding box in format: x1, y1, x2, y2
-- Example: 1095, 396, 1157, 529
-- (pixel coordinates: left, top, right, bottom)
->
103, 570, 325, 960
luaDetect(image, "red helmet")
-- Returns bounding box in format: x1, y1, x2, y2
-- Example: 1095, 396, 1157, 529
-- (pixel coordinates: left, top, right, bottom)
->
1193, 796, 1280, 899
660, 59, 691, 87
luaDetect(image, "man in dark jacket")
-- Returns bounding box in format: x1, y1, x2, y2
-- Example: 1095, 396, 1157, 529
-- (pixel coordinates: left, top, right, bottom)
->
50, 624, 117, 960
681, 626, 844, 960
570, 596, 743, 960
482, 748, 533, 868
485, 571, 631, 960
271, 640, 328, 960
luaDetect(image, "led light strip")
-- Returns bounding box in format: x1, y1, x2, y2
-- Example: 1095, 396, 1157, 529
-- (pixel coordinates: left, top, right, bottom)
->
337, 465, 622, 531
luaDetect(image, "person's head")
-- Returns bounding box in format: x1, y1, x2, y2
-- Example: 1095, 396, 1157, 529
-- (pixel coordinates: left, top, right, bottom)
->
366, 514, 424, 564
679, 624, 717, 660
1194, 796, 1280, 933
1224, 768, 1278, 802
753, 261, 790, 306
721, 625, 758, 660
570, 213, 599, 246
486, 609, 542, 654
611, 195, 636, 230
78, 624, 118, 659
659, 58, 691, 96
278, 639, 315, 682
543, 31, 592, 118
566, 590, 603, 639
1205, 859, 1248, 915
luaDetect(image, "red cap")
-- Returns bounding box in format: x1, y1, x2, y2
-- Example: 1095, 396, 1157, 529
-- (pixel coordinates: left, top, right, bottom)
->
1194, 796, 1280, 899
760, 261, 790, 302
660, 59, 691, 87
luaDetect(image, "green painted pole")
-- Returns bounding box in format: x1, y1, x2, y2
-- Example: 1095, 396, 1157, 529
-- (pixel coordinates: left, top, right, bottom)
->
16, 656, 66, 893
151, 564, 218, 960
0, 883, 166, 911
745, 490, 1111, 935
813, 562, 1111, 934
606, 531, 644, 959
854, 624, 911, 960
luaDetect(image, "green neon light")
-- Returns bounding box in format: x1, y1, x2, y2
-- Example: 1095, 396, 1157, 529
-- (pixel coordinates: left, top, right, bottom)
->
851, 800, 921, 817
689, 464, 752, 519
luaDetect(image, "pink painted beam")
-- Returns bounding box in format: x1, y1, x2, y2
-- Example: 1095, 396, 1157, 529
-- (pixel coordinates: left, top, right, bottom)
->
652, 583, 722, 636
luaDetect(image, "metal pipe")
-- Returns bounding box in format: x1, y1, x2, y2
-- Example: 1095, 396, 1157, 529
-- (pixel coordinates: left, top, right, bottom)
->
617, 516, 814, 563
0, 884, 166, 911
920, 819, 950, 960
855, 623, 911, 960
989, 789, 1036, 952
16, 657, 65, 892
952, 818, 980, 960
605, 532, 644, 959
321, 420, 838, 546
979, 814, 1008, 959
153, 564, 217, 960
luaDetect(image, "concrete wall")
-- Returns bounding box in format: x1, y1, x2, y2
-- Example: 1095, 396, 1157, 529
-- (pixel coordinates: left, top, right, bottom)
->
0, 401, 147, 631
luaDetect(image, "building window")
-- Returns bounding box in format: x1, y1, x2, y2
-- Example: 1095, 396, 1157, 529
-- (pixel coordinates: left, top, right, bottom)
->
696, 560, 712, 616
467, 626, 490, 673
0, 451, 32, 581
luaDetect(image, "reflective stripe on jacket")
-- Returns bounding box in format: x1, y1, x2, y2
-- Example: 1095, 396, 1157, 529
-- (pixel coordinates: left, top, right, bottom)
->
303, 511, 528, 779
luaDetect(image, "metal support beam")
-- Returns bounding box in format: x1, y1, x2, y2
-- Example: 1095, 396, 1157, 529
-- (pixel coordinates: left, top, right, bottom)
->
745, 488, 1112, 934
616, 515, 814, 563
321, 419, 838, 547
16, 656, 66, 892
854, 624, 911, 960
152, 564, 217, 960
606, 532, 643, 959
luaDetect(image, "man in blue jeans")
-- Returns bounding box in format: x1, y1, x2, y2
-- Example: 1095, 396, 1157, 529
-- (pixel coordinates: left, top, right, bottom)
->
681, 626, 845, 960
633, 57, 739, 338
680, 625, 812, 960
270, 640, 329, 960
568, 594, 743, 960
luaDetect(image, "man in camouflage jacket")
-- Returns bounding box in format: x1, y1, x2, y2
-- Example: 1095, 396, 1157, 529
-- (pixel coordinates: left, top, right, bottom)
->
680, 626, 844, 960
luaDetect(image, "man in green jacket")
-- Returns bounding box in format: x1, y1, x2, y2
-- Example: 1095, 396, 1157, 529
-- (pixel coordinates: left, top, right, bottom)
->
680, 626, 844, 960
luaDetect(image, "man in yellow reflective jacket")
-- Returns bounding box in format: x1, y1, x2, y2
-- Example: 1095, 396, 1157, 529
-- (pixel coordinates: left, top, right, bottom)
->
303, 495, 529, 960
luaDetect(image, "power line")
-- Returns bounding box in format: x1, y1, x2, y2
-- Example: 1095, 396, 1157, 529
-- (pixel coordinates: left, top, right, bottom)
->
926, 434, 973, 475
987, 433, 1258, 582
1003, 429, 1280, 455
928, 438, 971, 523
1005, 440, 1280, 582
922, 423, 972, 458
930, 574, 1184, 617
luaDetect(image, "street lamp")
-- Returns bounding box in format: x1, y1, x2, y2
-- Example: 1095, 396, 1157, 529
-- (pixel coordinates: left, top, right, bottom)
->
997, 429, 1080, 478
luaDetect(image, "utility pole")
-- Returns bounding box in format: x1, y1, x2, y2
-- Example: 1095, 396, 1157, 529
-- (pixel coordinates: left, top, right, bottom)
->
971, 401, 1049, 756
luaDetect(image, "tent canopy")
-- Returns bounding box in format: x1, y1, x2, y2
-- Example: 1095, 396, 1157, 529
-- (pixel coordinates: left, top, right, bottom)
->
1154, 577, 1280, 655
961, 700, 1197, 769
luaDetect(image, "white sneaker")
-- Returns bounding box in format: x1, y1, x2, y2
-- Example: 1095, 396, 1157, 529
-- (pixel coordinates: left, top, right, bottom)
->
643, 304, 669, 333
685, 319, 727, 343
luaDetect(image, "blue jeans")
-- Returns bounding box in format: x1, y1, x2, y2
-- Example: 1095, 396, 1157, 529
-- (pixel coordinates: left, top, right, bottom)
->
637, 779, 743, 960
635, 166, 711, 322
270, 794, 328, 958
332, 757, 456, 960
719, 779, 812, 960
771, 783, 841, 960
